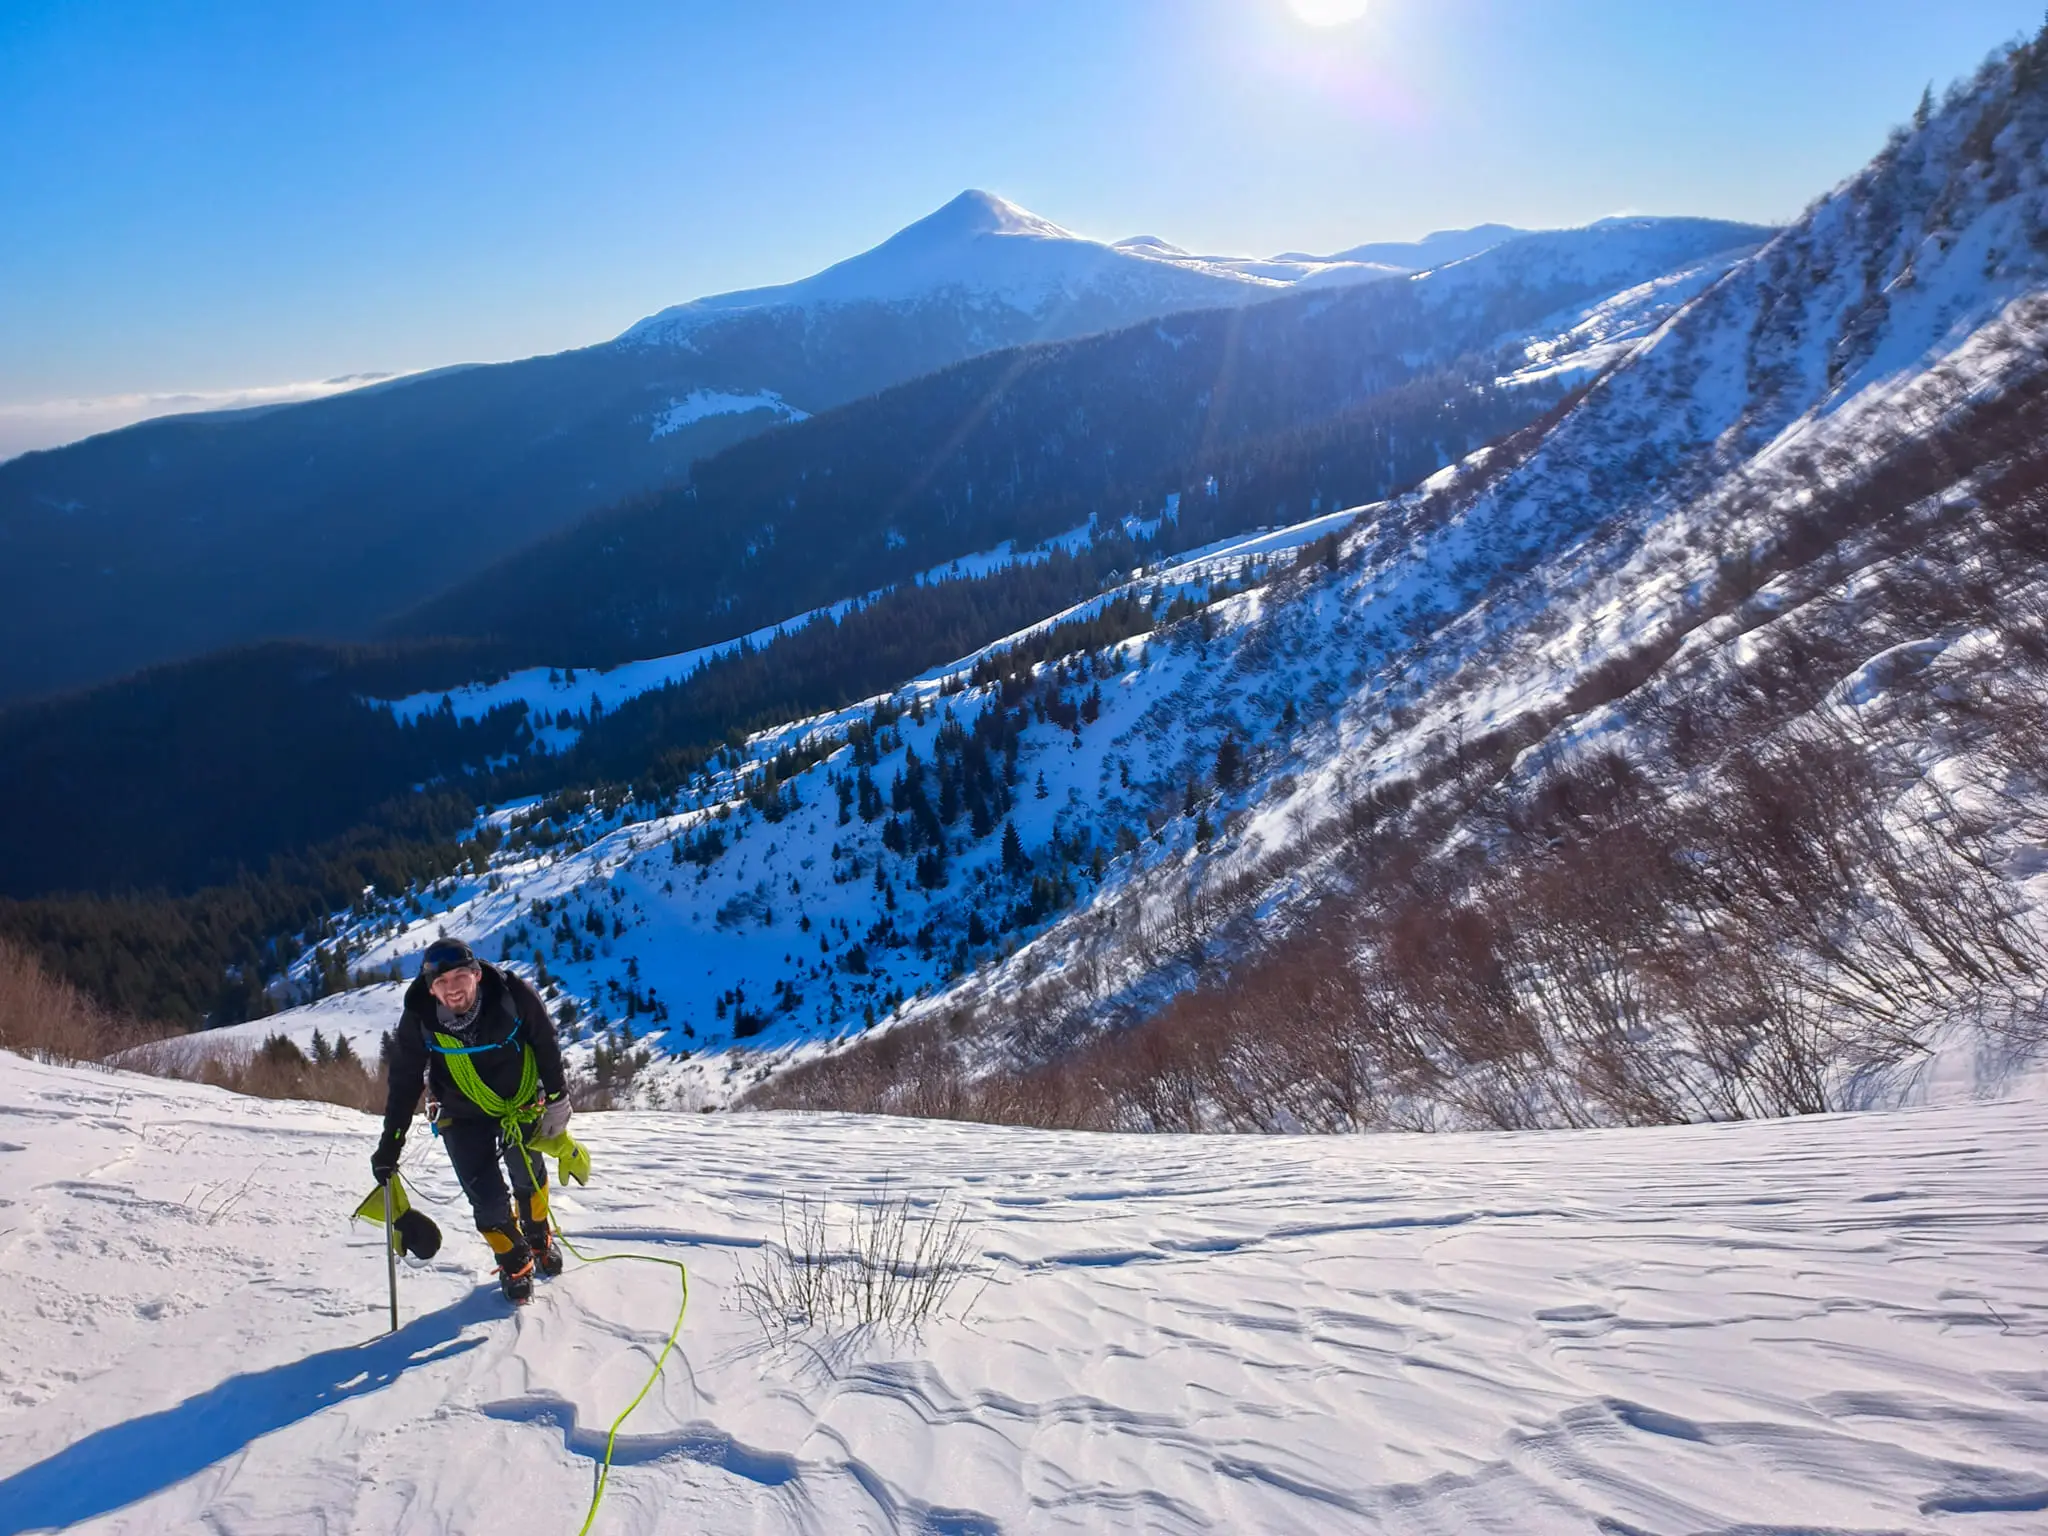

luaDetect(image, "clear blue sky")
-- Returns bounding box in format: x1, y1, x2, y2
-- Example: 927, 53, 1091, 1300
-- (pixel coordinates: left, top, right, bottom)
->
2, 0, 2042, 435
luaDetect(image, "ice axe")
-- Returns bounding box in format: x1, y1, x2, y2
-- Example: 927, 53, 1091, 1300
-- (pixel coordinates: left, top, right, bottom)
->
374, 1182, 394, 1329
352, 1174, 442, 1332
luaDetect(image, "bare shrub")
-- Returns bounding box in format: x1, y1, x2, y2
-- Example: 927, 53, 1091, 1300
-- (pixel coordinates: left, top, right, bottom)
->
745, 358, 2048, 1134
734, 1183, 993, 1344
1377, 889, 1528, 1067
190, 1038, 390, 1113
0, 937, 168, 1064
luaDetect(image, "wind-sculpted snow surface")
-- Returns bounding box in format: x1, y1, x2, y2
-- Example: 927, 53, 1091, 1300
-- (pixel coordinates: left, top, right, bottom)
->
1, 1053, 2044, 1533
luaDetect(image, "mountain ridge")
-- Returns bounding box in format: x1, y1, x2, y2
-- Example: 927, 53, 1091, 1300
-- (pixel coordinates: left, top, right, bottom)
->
393, 216, 1768, 671
0, 195, 1610, 704
615, 188, 1492, 348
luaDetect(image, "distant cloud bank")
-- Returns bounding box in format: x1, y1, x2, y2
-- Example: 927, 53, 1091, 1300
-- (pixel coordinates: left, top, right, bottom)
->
0, 373, 404, 462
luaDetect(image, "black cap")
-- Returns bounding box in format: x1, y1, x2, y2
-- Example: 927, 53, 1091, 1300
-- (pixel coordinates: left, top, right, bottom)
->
419, 937, 478, 983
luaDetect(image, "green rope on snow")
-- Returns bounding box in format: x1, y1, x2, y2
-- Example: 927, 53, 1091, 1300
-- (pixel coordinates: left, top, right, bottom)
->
505, 1110, 688, 1536
430, 1030, 689, 1536
548, 1227, 691, 1536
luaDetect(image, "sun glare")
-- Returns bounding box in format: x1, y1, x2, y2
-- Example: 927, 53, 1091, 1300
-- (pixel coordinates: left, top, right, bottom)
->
1287, 0, 1372, 26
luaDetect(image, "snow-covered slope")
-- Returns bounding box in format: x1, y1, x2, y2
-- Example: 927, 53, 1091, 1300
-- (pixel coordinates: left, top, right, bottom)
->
880, 45, 2048, 1085
1404, 215, 1779, 328
293, 510, 1376, 1103
115, 983, 405, 1073
4, 1050, 2044, 1534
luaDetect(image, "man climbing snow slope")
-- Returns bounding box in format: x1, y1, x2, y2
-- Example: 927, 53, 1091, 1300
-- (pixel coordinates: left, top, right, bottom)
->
373, 937, 573, 1302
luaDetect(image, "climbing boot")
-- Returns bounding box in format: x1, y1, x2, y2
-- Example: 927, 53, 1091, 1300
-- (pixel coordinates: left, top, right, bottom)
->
518, 1188, 561, 1278
527, 1223, 564, 1278
498, 1250, 535, 1303
483, 1224, 535, 1304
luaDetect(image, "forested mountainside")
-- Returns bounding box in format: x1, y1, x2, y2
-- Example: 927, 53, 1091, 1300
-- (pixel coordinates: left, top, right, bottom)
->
773, 342, 2048, 1129
0, 543, 1141, 905
400, 218, 1765, 664
0, 220, 1743, 915
0, 191, 1342, 704
755, 32, 2048, 1127
131, 28, 2048, 1128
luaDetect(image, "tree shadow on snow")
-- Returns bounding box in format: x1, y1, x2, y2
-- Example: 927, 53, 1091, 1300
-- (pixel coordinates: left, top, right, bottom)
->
0, 1286, 501, 1534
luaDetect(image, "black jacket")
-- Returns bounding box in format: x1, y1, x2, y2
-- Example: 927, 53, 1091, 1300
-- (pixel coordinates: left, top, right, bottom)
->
382, 963, 567, 1138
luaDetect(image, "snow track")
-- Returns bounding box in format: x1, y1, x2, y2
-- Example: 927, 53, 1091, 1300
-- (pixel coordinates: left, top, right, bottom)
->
1, 1053, 2044, 1533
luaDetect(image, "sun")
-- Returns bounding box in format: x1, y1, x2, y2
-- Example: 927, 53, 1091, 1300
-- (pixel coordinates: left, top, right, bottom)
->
1287, 0, 1372, 25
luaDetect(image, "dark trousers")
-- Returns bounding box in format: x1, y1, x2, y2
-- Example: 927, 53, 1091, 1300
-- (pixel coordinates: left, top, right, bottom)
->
440, 1117, 548, 1237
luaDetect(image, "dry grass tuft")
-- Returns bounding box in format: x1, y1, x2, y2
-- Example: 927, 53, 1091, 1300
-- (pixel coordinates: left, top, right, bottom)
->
734, 1181, 993, 1344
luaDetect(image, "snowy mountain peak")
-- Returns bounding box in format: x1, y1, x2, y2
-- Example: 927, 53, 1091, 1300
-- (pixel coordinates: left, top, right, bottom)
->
617, 197, 1557, 350
617, 188, 1257, 346
615, 187, 1746, 354
916, 188, 1075, 241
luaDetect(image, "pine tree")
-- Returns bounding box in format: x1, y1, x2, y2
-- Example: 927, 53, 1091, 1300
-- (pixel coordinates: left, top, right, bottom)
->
1002, 820, 1028, 875
262, 1033, 307, 1068
1215, 736, 1243, 789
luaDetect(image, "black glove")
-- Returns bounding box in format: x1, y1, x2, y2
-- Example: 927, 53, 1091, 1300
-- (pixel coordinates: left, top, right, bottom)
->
394, 1209, 443, 1260
371, 1128, 404, 1184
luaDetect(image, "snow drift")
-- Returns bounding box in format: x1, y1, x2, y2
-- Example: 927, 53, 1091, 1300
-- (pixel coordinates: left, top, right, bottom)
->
2, 1050, 2044, 1533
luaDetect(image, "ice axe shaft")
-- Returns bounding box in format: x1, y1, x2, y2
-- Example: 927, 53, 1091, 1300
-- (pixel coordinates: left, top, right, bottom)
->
382, 1180, 399, 1333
